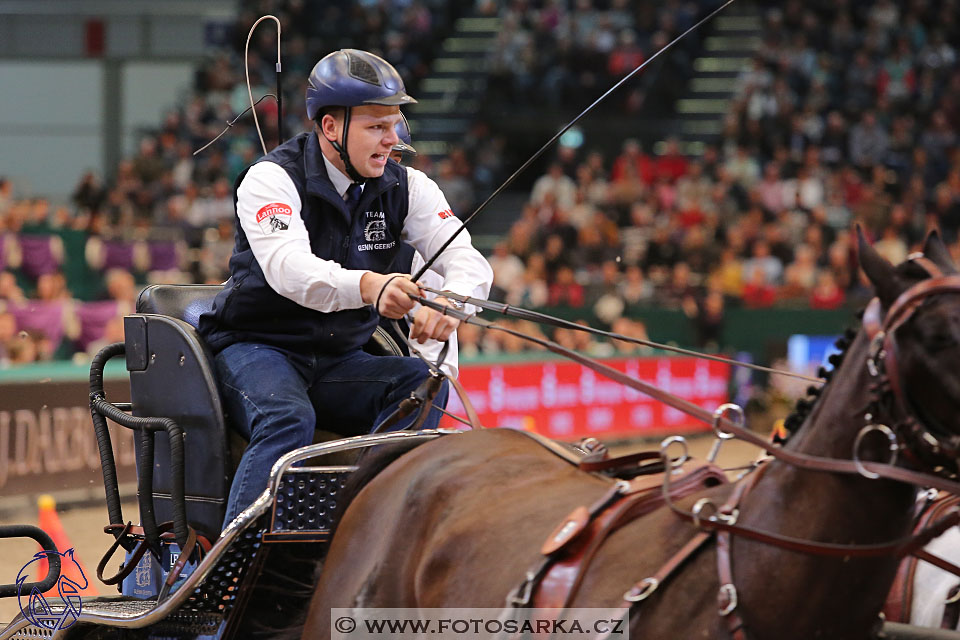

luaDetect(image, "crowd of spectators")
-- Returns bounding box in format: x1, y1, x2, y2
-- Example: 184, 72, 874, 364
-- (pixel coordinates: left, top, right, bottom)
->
458, 0, 960, 356
486, 0, 717, 114
1, 0, 958, 365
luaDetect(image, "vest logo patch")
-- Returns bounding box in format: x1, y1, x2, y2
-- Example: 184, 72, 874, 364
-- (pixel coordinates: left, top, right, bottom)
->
256, 202, 292, 234
358, 211, 396, 252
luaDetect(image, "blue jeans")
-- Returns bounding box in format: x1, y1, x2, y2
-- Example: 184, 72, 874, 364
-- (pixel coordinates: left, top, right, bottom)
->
215, 343, 448, 526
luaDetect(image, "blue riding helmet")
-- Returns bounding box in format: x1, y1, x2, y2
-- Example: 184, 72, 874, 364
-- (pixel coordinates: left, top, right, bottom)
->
393, 111, 417, 156
305, 49, 417, 121
305, 49, 417, 182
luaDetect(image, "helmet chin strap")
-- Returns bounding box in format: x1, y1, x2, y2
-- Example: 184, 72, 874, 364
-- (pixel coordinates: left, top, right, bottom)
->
329, 106, 367, 184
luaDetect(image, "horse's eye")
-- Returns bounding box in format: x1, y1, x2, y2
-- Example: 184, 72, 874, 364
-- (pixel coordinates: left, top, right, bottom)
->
926, 332, 957, 351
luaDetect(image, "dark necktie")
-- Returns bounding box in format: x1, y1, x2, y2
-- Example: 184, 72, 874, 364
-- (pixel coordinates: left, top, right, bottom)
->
344, 183, 362, 211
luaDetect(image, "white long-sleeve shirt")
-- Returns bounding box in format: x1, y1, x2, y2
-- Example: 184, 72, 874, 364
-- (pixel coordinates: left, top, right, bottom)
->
235, 151, 490, 372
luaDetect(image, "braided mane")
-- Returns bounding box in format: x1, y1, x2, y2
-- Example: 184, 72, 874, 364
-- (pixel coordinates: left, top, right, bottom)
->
775, 312, 863, 444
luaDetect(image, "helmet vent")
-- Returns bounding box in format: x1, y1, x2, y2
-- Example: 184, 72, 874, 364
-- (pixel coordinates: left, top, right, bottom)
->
347, 53, 380, 86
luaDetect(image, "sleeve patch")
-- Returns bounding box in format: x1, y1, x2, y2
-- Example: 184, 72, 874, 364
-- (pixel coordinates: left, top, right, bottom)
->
437, 209, 455, 220
256, 202, 293, 234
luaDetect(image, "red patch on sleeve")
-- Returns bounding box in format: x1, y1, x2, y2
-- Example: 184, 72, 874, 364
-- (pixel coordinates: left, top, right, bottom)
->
437, 209, 455, 220
256, 202, 293, 234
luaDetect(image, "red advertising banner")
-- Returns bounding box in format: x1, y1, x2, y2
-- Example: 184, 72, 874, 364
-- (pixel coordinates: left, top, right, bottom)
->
443, 356, 730, 441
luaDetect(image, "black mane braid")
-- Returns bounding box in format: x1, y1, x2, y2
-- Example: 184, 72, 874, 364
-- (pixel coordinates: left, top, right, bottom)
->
775, 309, 864, 444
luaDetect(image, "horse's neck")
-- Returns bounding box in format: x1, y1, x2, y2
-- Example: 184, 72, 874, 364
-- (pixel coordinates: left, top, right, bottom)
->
735, 331, 917, 637
765, 330, 916, 534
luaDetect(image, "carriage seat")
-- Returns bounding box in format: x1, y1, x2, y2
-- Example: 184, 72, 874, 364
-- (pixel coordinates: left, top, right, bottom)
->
127, 283, 403, 538
126, 284, 231, 539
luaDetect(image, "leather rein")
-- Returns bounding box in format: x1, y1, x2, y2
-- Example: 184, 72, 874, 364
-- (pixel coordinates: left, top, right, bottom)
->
416, 279, 960, 497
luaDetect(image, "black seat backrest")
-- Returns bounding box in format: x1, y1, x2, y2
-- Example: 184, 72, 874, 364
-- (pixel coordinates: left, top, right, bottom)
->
136, 283, 223, 329
126, 284, 229, 537
126, 283, 404, 536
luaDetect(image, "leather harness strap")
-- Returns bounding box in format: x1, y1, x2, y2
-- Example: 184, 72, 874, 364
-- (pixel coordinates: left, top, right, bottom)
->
716, 530, 747, 640
714, 466, 765, 640
506, 462, 728, 616
885, 493, 960, 623
97, 521, 210, 587
591, 529, 718, 640
541, 464, 729, 610
513, 429, 597, 467
446, 374, 484, 429
97, 522, 148, 586
662, 464, 960, 562
579, 451, 664, 475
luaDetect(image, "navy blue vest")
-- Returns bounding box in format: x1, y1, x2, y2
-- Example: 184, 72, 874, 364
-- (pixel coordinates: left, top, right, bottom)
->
198, 132, 410, 354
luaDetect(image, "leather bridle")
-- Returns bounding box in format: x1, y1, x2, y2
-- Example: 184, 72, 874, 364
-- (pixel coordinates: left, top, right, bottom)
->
862, 256, 960, 473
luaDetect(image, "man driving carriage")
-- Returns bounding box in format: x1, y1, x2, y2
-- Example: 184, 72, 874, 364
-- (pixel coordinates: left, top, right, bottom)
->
197, 48, 492, 525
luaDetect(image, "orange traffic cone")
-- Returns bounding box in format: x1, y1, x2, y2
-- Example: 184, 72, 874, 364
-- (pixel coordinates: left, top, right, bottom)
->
35, 494, 98, 597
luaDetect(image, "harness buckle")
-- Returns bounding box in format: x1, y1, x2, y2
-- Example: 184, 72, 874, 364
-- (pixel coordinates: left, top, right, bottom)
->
867, 332, 886, 378
506, 571, 537, 607
718, 583, 738, 616
624, 577, 659, 602
692, 498, 718, 530
716, 508, 739, 526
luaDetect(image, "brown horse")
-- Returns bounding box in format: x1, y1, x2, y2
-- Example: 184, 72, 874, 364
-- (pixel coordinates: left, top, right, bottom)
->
301, 232, 960, 640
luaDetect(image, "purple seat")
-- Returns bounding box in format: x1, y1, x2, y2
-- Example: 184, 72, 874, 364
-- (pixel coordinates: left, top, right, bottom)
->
18, 235, 60, 279
103, 240, 136, 271
147, 241, 180, 272
8, 300, 64, 347
75, 300, 119, 350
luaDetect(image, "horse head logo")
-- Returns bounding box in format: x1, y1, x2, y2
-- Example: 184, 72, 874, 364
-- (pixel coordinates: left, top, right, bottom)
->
16, 549, 86, 631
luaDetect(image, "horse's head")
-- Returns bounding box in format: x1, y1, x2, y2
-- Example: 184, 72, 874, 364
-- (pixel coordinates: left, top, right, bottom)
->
858, 227, 960, 471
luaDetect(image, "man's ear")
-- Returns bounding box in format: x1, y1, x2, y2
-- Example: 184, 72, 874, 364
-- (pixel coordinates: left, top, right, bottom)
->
319, 114, 340, 143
